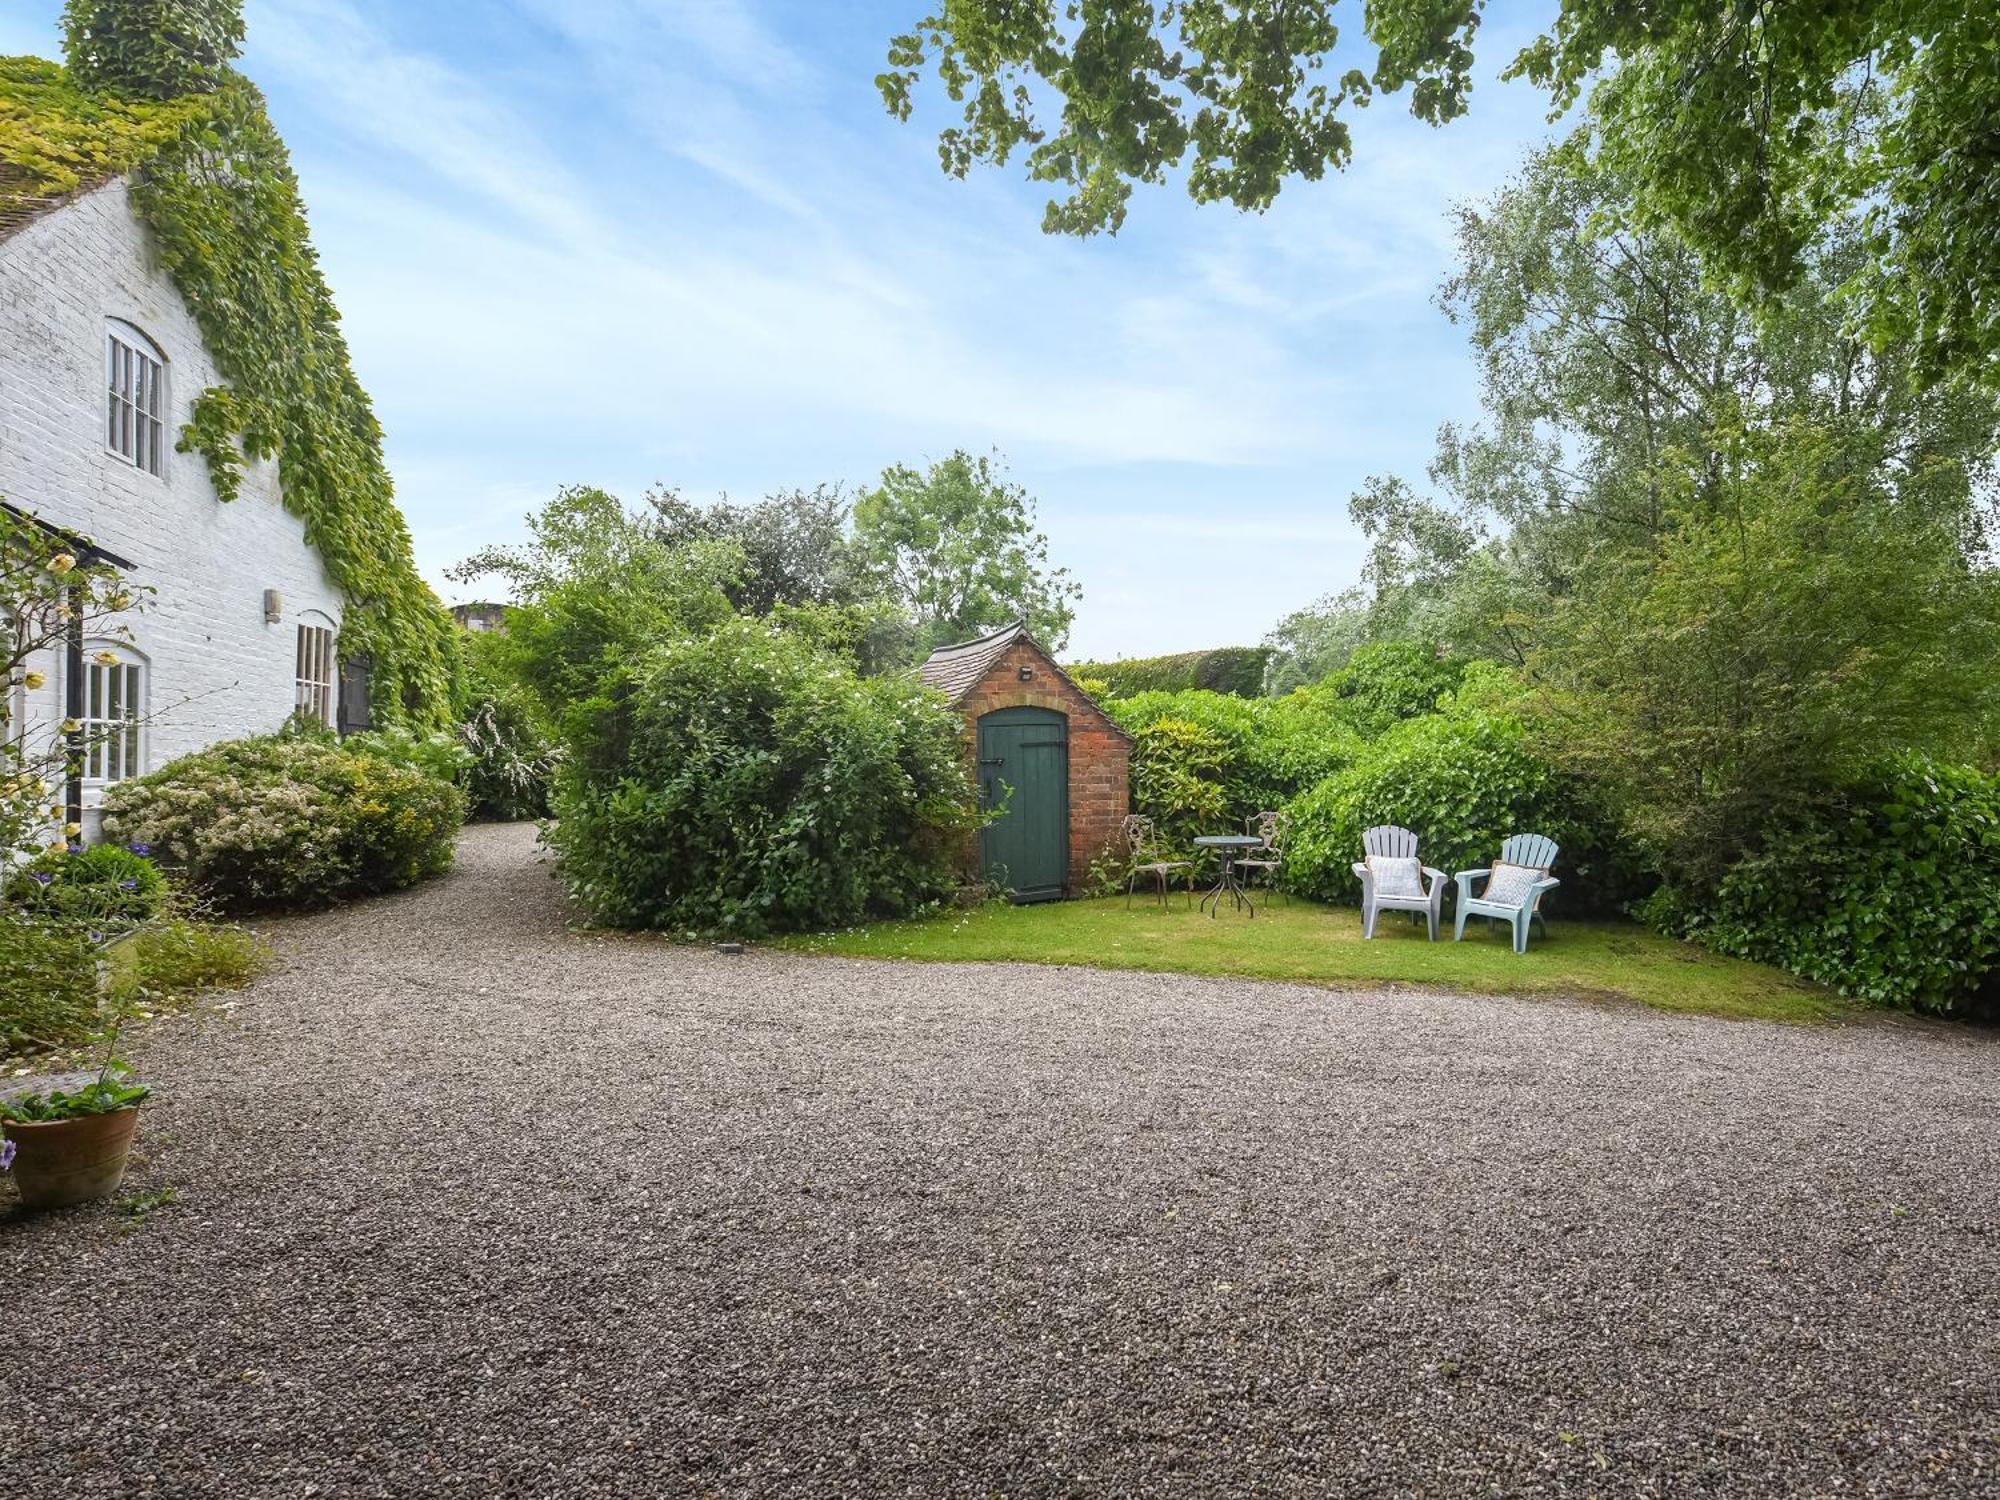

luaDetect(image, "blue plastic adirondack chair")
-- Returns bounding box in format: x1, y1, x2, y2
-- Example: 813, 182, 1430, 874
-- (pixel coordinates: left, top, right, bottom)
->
1453, 833, 1561, 953
1351, 825, 1447, 940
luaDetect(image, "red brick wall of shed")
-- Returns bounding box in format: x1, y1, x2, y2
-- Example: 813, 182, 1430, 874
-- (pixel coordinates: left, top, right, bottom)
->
957, 641, 1130, 895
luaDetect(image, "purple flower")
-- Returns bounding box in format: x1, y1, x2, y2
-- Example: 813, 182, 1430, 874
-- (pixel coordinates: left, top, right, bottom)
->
87, 930, 104, 945
118, 878, 139, 891
0, 1139, 14, 1173
126, 843, 151, 857
30, 872, 52, 886
66, 844, 84, 855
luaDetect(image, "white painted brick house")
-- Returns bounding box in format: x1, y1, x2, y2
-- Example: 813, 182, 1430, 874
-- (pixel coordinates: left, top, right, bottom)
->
1, 177, 354, 836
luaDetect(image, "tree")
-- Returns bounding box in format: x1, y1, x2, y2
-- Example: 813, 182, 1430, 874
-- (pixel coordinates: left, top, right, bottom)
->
1535, 419, 2000, 890
62, 0, 245, 99
1295, 134, 1999, 676
881, 1, 2000, 383
647, 484, 860, 616
447, 486, 740, 736
851, 450, 1081, 653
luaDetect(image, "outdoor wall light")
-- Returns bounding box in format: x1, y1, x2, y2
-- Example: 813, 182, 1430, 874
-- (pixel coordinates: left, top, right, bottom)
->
263, 588, 283, 624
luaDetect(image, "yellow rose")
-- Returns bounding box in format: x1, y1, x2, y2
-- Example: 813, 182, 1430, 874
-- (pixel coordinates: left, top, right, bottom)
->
22, 671, 45, 690
93, 651, 120, 667
48, 552, 76, 574
60, 719, 80, 734
63, 822, 81, 837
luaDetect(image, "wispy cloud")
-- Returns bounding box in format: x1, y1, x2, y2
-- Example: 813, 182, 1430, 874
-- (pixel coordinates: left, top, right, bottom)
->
6, 0, 1563, 655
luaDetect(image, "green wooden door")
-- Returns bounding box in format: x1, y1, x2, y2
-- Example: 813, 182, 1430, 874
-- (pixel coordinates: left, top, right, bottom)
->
977, 707, 1069, 902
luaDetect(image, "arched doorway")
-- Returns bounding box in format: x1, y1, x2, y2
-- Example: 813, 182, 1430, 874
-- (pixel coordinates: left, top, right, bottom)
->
977, 706, 1069, 902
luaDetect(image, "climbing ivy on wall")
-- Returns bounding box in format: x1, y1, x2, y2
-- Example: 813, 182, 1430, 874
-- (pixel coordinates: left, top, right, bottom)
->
61, 0, 245, 100
0, 57, 457, 729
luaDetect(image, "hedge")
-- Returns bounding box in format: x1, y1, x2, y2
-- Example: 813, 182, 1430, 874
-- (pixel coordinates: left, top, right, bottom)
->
1647, 756, 2000, 1017
1067, 646, 1274, 699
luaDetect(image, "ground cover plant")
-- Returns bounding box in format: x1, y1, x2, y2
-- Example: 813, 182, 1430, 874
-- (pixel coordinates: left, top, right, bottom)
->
789, 895, 1840, 1024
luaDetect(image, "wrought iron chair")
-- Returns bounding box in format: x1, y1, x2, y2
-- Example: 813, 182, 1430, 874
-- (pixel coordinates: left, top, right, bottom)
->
1351, 824, 1448, 940
1122, 815, 1192, 909
1233, 811, 1289, 903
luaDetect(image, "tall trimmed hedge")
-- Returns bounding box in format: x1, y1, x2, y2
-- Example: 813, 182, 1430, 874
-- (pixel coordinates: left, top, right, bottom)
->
1105, 687, 1364, 850
1647, 756, 2000, 1017
1068, 646, 1274, 698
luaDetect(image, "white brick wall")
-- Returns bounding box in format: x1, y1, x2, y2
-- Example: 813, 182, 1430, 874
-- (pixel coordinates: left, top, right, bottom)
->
0, 178, 345, 832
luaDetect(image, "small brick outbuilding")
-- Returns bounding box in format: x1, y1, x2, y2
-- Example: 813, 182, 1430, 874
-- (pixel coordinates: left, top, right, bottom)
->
918, 622, 1131, 902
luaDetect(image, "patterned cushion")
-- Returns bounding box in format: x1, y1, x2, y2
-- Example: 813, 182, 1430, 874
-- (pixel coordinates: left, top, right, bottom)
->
1366, 854, 1425, 899
1481, 861, 1544, 908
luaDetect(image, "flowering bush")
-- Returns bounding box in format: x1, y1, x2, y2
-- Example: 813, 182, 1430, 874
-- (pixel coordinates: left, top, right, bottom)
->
101, 736, 466, 911
4, 842, 167, 924
550, 619, 974, 935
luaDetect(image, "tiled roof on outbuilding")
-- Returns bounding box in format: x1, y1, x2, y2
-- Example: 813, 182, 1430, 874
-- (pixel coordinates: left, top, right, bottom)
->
916, 621, 1030, 705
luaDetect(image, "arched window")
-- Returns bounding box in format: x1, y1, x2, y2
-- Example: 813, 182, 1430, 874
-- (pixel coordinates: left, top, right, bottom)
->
106, 319, 168, 477
294, 612, 338, 728
80, 641, 148, 786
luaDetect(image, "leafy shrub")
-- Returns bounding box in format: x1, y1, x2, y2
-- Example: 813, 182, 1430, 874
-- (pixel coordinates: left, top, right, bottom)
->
1648, 756, 2000, 1017
549, 619, 975, 935
102, 737, 466, 912
1108, 687, 1364, 841
1068, 646, 1274, 698
343, 725, 474, 784
1284, 711, 1620, 909
5, 843, 167, 924
1128, 718, 1231, 853
0, 910, 99, 1055
1324, 641, 1468, 737
458, 682, 561, 821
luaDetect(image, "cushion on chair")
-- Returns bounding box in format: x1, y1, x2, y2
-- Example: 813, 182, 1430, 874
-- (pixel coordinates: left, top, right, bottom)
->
1365, 854, 1425, 899
1481, 861, 1544, 907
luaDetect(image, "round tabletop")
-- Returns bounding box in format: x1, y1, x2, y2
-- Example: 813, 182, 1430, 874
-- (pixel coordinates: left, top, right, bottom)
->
1193, 835, 1264, 848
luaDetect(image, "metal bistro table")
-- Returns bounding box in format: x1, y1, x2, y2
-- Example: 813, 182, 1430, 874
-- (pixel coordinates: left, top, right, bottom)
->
1195, 834, 1266, 918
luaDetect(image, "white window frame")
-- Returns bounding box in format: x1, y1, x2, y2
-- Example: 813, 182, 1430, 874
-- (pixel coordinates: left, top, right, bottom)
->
79, 645, 147, 788
295, 621, 337, 728
106, 321, 168, 478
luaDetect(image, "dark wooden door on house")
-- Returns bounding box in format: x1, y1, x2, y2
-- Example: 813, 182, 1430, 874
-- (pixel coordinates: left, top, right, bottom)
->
977, 706, 1068, 902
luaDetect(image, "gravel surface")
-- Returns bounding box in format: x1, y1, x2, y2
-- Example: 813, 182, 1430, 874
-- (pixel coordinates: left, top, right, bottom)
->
4, 822, 1997, 1498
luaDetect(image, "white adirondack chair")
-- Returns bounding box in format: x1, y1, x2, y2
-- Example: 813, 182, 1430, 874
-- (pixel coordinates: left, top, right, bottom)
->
1453, 832, 1561, 953
1351, 824, 1447, 940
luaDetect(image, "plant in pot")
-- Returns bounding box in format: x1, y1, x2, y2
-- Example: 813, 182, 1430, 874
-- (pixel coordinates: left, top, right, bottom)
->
1, 1051, 150, 1210
1, 906, 157, 1212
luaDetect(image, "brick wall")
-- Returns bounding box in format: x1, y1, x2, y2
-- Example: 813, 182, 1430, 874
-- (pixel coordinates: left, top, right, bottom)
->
0, 179, 346, 836
957, 640, 1130, 895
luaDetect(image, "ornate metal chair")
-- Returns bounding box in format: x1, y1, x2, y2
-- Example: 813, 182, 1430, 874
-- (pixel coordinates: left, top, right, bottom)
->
1233, 811, 1289, 903
1122, 815, 1192, 908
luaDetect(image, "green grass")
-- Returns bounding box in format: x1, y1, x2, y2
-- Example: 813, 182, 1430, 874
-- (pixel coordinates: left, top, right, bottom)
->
787, 894, 1848, 1024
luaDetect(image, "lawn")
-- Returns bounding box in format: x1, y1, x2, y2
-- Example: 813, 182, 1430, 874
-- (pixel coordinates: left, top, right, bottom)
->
790, 893, 1847, 1023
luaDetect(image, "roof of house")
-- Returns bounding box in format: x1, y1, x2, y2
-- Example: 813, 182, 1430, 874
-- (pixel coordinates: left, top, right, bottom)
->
917, 621, 1131, 739
917, 621, 1031, 703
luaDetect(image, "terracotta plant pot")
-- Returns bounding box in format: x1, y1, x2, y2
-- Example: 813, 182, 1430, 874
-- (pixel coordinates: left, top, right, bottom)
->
3, 1108, 140, 1210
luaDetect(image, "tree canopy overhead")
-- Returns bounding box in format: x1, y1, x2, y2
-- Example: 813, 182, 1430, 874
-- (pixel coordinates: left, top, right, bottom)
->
881, 0, 2000, 383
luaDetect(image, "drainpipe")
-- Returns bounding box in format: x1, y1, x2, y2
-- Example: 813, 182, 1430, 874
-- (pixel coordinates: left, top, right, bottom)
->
64, 584, 84, 840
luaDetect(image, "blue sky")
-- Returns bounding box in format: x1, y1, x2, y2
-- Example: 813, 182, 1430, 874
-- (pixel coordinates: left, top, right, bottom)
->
4, 1, 1563, 659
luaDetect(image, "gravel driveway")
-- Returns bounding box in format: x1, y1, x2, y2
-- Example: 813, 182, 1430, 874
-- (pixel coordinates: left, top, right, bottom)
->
4, 822, 1996, 1498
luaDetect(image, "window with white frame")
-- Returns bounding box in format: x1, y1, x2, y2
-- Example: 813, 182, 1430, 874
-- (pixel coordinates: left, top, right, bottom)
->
106, 322, 168, 477
295, 622, 337, 727
80, 648, 145, 785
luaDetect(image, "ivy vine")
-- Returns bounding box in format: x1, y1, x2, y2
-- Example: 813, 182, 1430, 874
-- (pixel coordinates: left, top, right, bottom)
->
0, 56, 457, 729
